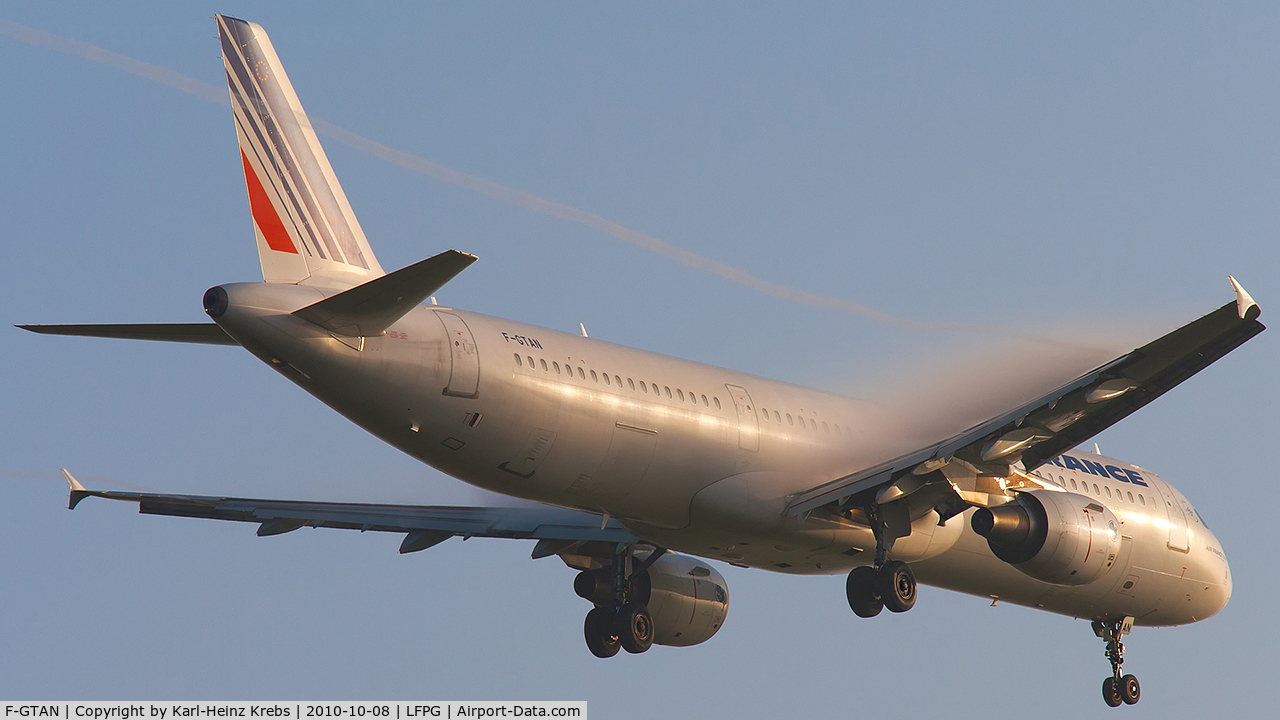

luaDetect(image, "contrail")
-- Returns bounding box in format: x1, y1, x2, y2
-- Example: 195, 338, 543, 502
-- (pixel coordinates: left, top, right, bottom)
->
0, 17, 1071, 343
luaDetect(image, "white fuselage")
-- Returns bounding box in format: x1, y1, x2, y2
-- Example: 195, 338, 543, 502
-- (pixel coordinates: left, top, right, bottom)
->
214, 281, 1232, 628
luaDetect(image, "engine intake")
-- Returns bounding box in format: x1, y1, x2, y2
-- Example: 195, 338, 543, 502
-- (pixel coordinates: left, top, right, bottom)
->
972, 489, 1121, 586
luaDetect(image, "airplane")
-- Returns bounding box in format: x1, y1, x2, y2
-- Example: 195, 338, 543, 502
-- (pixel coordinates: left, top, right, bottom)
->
17, 15, 1263, 708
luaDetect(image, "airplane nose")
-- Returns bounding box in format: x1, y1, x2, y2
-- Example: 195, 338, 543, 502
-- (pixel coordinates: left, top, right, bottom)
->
1215, 555, 1233, 613
1192, 534, 1232, 621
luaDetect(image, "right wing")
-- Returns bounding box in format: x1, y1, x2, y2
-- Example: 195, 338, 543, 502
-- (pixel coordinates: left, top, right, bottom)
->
64, 471, 636, 555
787, 277, 1264, 518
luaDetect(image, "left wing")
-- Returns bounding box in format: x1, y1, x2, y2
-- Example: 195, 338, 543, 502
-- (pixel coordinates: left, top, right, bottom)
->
787, 277, 1264, 517
63, 471, 636, 555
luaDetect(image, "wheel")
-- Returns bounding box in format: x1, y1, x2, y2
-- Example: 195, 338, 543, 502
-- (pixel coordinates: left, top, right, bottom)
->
1120, 674, 1140, 705
617, 603, 655, 654
583, 607, 620, 658
1101, 677, 1123, 707
878, 560, 917, 613
846, 566, 883, 618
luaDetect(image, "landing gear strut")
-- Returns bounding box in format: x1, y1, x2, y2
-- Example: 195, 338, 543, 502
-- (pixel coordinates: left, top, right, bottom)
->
845, 503, 917, 617
578, 544, 663, 658
1094, 617, 1140, 707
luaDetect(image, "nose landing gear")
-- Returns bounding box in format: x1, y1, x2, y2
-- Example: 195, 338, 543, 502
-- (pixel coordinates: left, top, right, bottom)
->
1094, 617, 1140, 707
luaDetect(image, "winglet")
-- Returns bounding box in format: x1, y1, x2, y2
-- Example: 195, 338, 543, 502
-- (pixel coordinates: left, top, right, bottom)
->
63, 469, 91, 510
1229, 276, 1260, 321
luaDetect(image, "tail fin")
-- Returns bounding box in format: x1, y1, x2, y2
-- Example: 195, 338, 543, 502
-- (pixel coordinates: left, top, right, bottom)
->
218, 15, 384, 287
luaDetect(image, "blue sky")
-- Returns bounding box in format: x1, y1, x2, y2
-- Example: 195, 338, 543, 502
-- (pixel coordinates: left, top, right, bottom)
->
2, 2, 1277, 716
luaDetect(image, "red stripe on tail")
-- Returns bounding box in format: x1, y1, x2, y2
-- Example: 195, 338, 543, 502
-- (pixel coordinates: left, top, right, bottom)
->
240, 149, 298, 254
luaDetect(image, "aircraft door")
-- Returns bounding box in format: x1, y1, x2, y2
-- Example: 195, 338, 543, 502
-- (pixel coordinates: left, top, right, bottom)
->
725, 384, 759, 452
1152, 477, 1190, 552
435, 311, 480, 398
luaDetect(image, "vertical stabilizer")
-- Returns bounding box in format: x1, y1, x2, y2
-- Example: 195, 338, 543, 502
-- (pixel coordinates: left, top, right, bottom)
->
218, 15, 384, 287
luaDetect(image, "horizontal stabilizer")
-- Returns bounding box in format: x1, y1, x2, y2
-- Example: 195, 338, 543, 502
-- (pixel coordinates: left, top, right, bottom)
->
18, 323, 238, 346
293, 249, 477, 336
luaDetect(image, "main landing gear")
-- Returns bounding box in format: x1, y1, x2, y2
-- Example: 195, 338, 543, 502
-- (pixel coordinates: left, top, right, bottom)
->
577, 545, 664, 658
845, 503, 917, 618
1094, 617, 1140, 707
845, 560, 917, 617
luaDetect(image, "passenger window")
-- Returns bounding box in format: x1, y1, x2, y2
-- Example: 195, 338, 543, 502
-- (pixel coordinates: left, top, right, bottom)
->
640, 381, 647, 393
527, 356, 534, 367
713, 397, 721, 410
540, 359, 548, 371
553, 362, 561, 374
1139, 494, 1145, 506
591, 370, 598, 382
578, 367, 586, 379
1127, 491, 1134, 503
822, 422, 829, 433
691, 393, 697, 405
1105, 486, 1112, 498
761, 407, 769, 420
810, 419, 817, 430
615, 375, 622, 387
1093, 483, 1100, 495
1070, 478, 1077, 490
604, 374, 611, 386
701, 394, 708, 406
677, 389, 685, 401
774, 411, 782, 423
628, 378, 635, 391
786, 414, 793, 425
514, 354, 522, 366
665, 386, 672, 398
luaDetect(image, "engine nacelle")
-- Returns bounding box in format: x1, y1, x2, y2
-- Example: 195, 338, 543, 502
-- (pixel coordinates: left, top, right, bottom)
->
574, 553, 729, 647
971, 489, 1121, 586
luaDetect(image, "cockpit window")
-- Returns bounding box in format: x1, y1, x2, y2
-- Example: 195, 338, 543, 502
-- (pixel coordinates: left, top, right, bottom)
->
1191, 506, 1209, 529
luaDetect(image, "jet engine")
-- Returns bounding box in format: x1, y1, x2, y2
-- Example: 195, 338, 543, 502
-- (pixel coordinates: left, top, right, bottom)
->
575, 553, 729, 647
971, 489, 1121, 586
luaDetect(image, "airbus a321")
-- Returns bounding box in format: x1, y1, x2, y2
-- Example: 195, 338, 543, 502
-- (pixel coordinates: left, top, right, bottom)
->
20, 16, 1263, 708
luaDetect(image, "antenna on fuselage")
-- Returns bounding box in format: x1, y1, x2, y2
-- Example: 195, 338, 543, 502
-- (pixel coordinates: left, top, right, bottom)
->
579, 323, 589, 338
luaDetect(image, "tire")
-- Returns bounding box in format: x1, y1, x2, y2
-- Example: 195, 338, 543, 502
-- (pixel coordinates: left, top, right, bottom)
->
583, 608, 620, 658
846, 566, 883, 618
1102, 677, 1123, 707
617, 603, 655, 654
1120, 674, 1140, 705
878, 560, 917, 613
